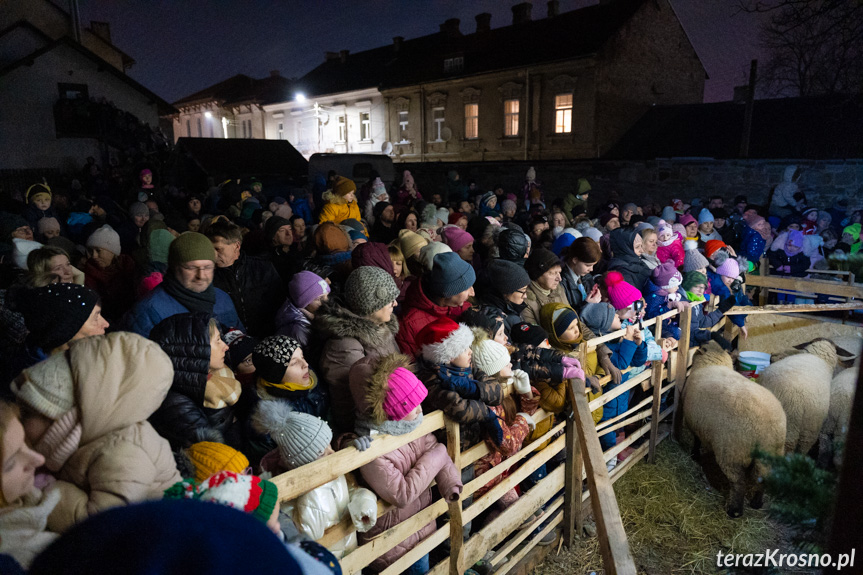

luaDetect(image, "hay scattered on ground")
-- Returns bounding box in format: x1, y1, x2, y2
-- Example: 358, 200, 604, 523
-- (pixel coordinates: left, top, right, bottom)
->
534, 441, 781, 575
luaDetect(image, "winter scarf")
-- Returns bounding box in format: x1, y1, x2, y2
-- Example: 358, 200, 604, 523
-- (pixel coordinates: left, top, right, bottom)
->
204, 367, 242, 409
34, 409, 82, 473
162, 272, 216, 314
258, 370, 318, 395
437, 364, 482, 399
355, 411, 424, 437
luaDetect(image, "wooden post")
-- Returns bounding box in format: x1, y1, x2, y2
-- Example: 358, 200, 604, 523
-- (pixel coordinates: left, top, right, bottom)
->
445, 418, 465, 575
758, 256, 769, 306
568, 379, 637, 575
648, 317, 663, 463
672, 306, 692, 440
564, 345, 586, 547
739, 59, 757, 158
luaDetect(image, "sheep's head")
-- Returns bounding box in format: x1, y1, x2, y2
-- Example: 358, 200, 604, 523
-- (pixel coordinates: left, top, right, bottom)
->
691, 340, 734, 371
804, 339, 839, 370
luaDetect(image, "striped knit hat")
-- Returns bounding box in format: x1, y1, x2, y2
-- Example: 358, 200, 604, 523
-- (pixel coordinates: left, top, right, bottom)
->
164, 470, 278, 524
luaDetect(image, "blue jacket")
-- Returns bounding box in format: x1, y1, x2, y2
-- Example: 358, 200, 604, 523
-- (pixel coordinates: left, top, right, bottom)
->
708, 271, 751, 327
290, 197, 313, 224
740, 226, 767, 264
604, 338, 647, 373
120, 285, 243, 337
689, 299, 725, 345
644, 281, 681, 340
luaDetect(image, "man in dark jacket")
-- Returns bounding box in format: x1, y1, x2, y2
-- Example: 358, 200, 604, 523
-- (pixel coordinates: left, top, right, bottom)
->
498, 228, 529, 266
206, 220, 286, 336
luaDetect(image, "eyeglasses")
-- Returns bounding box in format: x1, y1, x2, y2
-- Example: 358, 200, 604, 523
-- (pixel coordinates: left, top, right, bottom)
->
180, 263, 215, 273
515, 288, 528, 296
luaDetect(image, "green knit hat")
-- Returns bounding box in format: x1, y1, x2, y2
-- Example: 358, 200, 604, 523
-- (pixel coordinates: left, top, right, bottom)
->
168, 232, 216, 269
681, 271, 708, 292
163, 470, 278, 524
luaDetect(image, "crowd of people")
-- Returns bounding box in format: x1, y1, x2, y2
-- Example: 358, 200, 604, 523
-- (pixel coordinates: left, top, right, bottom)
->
0, 161, 860, 574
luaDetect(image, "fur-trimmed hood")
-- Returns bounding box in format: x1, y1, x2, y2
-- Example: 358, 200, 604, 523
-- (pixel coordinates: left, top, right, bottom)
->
322, 190, 353, 205
314, 301, 398, 348
364, 353, 415, 424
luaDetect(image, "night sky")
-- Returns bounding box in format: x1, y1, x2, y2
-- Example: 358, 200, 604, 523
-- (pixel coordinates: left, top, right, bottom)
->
79, 0, 767, 105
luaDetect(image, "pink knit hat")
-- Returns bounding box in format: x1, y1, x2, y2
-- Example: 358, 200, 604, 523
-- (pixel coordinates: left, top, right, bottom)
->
384, 367, 428, 420
441, 226, 474, 252
678, 214, 697, 228
605, 271, 642, 310
716, 259, 740, 279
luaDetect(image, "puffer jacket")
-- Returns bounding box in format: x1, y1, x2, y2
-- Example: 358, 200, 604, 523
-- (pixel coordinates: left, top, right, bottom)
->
510, 344, 565, 384
120, 283, 243, 338
275, 299, 312, 348
314, 302, 399, 432
213, 252, 285, 336
359, 433, 461, 572
644, 281, 682, 340
46, 333, 181, 532
498, 229, 529, 265
521, 281, 568, 325
396, 278, 471, 358
477, 295, 525, 336
148, 312, 243, 451
318, 192, 361, 225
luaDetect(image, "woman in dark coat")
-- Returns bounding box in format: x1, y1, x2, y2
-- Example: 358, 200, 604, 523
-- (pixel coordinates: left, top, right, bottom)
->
606, 228, 651, 292
148, 312, 245, 451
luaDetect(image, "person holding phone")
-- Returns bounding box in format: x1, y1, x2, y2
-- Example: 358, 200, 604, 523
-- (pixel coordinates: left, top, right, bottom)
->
560, 237, 603, 313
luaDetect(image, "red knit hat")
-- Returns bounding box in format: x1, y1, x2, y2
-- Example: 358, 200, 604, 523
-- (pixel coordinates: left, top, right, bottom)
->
164, 470, 278, 524
417, 318, 475, 365
449, 212, 468, 226
384, 367, 428, 420
605, 271, 643, 310
704, 239, 727, 259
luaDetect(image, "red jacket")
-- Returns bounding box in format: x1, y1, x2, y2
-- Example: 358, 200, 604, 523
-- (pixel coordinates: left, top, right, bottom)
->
396, 278, 470, 358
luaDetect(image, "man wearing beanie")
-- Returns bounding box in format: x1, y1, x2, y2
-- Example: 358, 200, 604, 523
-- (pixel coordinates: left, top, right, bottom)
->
397, 251, 475, 358
204, 220, 285, 337
121, 232, 242, 337
84, 224, 137, 322
522, 248, 567, 325
319, 176, 361, 225
275, 271, 330, 348
264, 215, 301, 285
370, 201, 397, 244
315, 266, 400, 432
477, 259, 531, 334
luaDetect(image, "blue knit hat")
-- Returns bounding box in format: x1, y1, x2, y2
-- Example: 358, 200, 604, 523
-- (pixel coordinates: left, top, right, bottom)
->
698, 210, 714, 224
425, 252, 476, 299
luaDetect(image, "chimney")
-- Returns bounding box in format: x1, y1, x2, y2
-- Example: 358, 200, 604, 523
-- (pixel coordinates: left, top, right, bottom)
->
547, 0, 559, 18
90, 21, 111, 43
512, 2, 532, 25
325, 51, 339, 61
439, 18, 461, 37
270, 70, 280, 77
339, 49, 350, 63
475, 13, 491, 33
393, 36, 404, 52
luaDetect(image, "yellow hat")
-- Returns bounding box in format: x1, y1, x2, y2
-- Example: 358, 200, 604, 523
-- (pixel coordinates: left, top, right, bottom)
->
185, 442, 250, 482
399, 229, 429, 260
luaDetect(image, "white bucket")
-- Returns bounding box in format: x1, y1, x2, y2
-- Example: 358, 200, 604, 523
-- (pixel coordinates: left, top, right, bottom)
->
738, 351, 771, 379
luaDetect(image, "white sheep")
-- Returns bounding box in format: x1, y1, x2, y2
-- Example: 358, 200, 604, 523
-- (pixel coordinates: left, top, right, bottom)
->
683, 341, 787, 518
818, 367, 857, 469
757, 340, 837, 455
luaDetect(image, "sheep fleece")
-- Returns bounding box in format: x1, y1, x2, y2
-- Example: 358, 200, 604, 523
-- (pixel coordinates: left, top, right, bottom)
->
758, 353, 832, 454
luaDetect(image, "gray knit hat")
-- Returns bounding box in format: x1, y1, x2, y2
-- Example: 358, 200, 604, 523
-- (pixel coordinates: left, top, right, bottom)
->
252, 400, 332, 470
682, 249, 709, 272
344, 266, 400, 316
580, 302, 617, 336
129, 202, 149, 218
12, 352, 76, 419
86, 224, 121, 256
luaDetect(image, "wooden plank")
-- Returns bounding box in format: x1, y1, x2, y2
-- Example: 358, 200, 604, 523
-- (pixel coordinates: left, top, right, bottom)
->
564, 376, 583, 549
271, 411, 446, 501
672, 305, 692, 440
376, 520, 451, 575
597, 408, 651, 436
648, 316, 664, 464
569, 379, 637, 575
445, 418, 465, 575
603, 420, 650, 463
588, 369, 652, 411
746, 273, 863, 299
596, 380, 672, 433
724, 302, 863, 315
460, 408, 554, 469
490, 495, 565, 568
493, 511, 564, 575
758, 257, 770, 306
585, 309, 679, 350
318, 498, 392, 549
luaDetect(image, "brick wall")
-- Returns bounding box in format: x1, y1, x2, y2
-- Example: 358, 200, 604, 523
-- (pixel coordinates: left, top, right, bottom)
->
399, 158, 863, 211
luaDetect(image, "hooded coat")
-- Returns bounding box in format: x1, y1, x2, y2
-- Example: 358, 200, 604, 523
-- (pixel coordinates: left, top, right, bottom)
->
396, 278, 471, 358
351, 242, 410, 303
43, 333, 181, 532
314, 301, 399, 431
148, 313, 243, 451
318, 191, 361, 225
497, 230, 529, 265
769, 165, 799, 215
607, 228, 651, 292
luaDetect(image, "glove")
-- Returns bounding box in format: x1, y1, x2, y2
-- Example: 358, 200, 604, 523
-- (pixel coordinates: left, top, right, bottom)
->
517, 412, 536, 431
600, 356, 622, 384
561, 356, 580, 368
718, 296, 736, 313
562, 365, 585, 381
484, 409, 504, 446
352, 436, 373, 451
586, 376, 602, 394
348, 488, 378, 533
511, 369, 531, 396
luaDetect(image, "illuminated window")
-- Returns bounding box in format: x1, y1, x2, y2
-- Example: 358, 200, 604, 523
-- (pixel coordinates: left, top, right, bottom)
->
464, 103, 478, 139
433, 107, 445, 141
398, 111, 409, 142
339, 116, 347, 141
444, 56, 464, 73
504, 99, 519, 137
278, 122, 284, 140
360, 112, 371, 141
554, 94, 572, 134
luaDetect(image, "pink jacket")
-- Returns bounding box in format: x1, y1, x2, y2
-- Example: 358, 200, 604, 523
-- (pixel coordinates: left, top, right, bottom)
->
359, 434, 462, 572
656, 239, 684, 268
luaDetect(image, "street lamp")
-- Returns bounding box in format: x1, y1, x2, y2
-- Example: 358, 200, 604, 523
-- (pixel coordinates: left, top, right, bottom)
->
295, 93, 306, 103
204, 111, 212, 119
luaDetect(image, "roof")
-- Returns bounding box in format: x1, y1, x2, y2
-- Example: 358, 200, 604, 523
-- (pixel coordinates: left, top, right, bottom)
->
175, 137, 308, 178
173, 73, 293, 108
292, 0, 655, 97
38, 0, 135, 69
0, 35, 175, 115
604, 94, 863, 160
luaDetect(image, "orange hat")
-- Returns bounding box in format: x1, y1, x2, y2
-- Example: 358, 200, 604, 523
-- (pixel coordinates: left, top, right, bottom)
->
704, 240, 727, 259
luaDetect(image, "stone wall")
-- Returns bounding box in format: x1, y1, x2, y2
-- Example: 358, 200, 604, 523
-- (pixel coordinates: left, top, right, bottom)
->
398, 158, 863, 211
